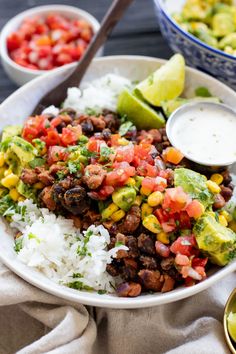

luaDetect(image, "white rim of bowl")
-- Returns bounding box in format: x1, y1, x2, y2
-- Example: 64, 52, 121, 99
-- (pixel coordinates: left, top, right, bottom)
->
155, 0, 236, 62
0, 4, 100, 75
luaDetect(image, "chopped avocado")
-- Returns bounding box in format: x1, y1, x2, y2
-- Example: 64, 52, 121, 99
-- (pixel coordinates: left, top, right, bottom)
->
112, 186, 136, 211
17, 180, 37, 201
117, 89, 165, 130
174, 168, 214, 208
161, 96, 220, 117
1, 125, 22, 142
4, 137, 36, 173
194, 214, 236, 266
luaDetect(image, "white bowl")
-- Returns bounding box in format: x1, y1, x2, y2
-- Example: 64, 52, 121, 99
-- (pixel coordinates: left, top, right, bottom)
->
0, 55, 236, 308
0, 4, 101, 86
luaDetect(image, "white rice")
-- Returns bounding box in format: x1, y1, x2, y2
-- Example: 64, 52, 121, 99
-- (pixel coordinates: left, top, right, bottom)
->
7, 200, 127, 293
42, 73, 132, 116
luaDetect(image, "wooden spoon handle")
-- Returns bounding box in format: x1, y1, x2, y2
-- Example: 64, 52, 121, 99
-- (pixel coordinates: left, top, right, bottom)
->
45, 0, 134, 106
66, 0, 134, 88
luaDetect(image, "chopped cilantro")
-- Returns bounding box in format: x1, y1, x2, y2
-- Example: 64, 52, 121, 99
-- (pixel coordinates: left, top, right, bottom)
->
0, 195, 15, 216
56, 171, 66, 180
100, 146, 113, 161
119, 121, 134, 136
77, 230, 93, 256
98, 289, 107, 295
67, 281, 93, 291
68, 161, 81, 174
79, 135, 89, 144
72, 273, 83, 279
14, 237, 23, 253
80, 146, 97, 158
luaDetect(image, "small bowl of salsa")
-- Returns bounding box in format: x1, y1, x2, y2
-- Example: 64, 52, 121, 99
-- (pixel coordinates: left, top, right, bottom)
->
0, 5, 101, 86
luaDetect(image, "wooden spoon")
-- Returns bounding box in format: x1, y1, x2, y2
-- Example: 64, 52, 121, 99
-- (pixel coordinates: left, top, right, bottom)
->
32, 0, 134, 115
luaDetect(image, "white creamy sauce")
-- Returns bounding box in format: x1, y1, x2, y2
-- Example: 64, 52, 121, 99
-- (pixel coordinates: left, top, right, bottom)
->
170, 105, 236, 165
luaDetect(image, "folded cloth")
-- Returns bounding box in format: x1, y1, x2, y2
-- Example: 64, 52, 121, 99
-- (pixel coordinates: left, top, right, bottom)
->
0, 261, 233, 354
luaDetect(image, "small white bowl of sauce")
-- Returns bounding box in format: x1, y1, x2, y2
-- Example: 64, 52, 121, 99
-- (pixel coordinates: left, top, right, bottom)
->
166, 102, 236, 170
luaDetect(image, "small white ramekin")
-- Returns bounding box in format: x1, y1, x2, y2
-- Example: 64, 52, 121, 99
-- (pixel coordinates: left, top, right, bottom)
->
0, 4, 101, 86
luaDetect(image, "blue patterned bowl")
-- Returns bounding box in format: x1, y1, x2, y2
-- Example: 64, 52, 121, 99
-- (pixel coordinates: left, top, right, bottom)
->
154, 0, 236, 89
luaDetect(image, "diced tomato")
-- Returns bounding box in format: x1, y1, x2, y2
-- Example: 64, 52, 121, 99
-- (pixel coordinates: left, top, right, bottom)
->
163, 186, 191, 214
154, 208, 170, 224
88, 186, 114, 201
110, 134, 121, 147
192, 257, 208, 268
115, 145, 134, 163
186, 200, 205, 219
170, 235, 197, 257
162, 147, 184, 165
184, 277, 196, 287
178, 211, 191, 229
61, 126, 82, 146
87, 137, 104, 153
47, 146, 68, 165
134, 143, 152, 161
50, 116, 63, 128
141, 177, 156, 194
153, 176, 167, 192
7, 33, 22, 51
43, 130, 61, 146
22, 115, 48, 142
7, 13, 93, 71
136, 161, 158, 177
105, 162, 135, 187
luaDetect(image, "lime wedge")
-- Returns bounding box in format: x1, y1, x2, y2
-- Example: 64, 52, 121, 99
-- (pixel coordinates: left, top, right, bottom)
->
117, 89, 165, 130
135, 54, 185, 106
228, 312, 236, 342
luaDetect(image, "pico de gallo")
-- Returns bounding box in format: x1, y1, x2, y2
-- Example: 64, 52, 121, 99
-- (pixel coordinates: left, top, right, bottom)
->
7, 13, 93, 70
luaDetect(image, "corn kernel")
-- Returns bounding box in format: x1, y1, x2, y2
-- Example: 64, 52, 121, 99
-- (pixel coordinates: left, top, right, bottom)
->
140, 186, 152, 196
147, 191, 164, 207
133, 195, 143, 206
0, 152, 5, 167
33, 182, 44, 190
4, 169, 12, 177
141, 203, 153, 219
111, 209, 126, 222
9, 188, 20, 201
219, 214, 228, 227
210, 173, 223, 186
157, 231, 170, 244
143, 214, 161, 234
118, 138, 129, 146
220, 210, 232, 223
40, 146, 47, 156
229, 220, 236, 232
1, 173, 19, 189
206, 180, 221, 194
125, 178, 136, 187
18, 196, 25, 202
102, 203, 119, 220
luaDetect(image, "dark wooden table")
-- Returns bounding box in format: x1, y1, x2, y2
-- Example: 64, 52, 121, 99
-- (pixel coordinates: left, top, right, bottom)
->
0, 0, 173, 103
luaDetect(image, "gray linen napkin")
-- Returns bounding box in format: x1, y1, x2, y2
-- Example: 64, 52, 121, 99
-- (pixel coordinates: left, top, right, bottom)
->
0, 261, 233, 354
